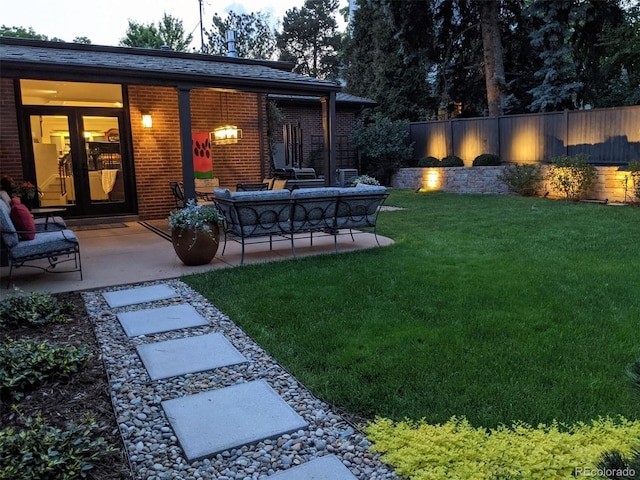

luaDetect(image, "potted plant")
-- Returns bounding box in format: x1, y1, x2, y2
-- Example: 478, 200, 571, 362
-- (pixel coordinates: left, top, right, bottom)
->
167, 199, 222, 266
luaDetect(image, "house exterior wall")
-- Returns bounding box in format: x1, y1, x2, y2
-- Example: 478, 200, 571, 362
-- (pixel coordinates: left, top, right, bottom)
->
1, 80, 268, 221
273, 102, 361, 175
0, 78, 24, 183
127, 86, 267, 220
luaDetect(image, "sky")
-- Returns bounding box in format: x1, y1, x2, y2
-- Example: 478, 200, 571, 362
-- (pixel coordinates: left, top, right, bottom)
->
2, 0, 348, 50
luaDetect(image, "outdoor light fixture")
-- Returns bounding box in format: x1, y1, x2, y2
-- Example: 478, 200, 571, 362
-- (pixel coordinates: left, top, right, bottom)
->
141, 113, 153, 129
212, 125, 242, 145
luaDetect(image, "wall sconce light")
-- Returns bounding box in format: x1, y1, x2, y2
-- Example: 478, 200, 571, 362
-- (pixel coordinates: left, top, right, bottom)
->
141, 113, 153, 129
211, 125, 242, 145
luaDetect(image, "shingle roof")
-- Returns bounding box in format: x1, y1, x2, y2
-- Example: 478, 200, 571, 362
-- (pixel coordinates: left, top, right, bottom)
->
269, 92, 377, 106
0, 37, 341, 96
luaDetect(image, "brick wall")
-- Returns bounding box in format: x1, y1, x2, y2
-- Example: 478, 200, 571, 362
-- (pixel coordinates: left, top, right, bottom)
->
128, 86, 266, 220
392, 165, 635, 203
275, 102, 360, 175
0, 78, 24, 182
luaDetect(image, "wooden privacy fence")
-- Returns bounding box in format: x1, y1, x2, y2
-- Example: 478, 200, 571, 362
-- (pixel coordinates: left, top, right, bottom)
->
409, 105, 640, 166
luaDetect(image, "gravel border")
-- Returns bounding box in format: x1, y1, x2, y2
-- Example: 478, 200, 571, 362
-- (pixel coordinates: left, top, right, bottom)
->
82, 279, 398, 479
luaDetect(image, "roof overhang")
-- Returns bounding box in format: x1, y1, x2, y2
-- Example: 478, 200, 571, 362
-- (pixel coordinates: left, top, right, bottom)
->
0, 37, 342, 97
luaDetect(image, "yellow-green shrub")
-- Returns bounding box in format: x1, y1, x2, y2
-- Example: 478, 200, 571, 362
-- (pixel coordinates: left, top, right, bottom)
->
365, 416, 640, 480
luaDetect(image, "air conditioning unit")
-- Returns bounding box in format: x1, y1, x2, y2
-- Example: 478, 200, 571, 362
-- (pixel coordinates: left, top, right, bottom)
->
336, 168, 358, 187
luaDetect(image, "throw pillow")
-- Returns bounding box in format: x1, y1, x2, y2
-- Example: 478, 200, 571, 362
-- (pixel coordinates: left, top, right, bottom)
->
9, 199, 36, 240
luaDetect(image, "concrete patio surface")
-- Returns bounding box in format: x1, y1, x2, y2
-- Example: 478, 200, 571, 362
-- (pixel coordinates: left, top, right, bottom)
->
0, 221, 393, 296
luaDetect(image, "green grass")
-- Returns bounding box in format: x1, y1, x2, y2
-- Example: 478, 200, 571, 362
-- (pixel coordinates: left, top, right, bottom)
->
184, 191, 640, 428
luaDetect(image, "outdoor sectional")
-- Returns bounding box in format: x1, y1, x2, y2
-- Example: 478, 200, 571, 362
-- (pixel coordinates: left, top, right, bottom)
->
213, 184, 389, 264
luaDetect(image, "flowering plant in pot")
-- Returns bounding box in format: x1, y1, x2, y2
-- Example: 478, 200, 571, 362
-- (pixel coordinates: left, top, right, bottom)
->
167, 199, 222, 265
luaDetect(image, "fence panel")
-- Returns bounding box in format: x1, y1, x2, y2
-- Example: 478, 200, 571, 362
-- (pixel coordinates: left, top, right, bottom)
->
409, 105, 640, 165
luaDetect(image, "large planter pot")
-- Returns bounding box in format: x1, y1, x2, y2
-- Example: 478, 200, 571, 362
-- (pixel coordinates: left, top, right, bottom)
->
171, 224, 220, 266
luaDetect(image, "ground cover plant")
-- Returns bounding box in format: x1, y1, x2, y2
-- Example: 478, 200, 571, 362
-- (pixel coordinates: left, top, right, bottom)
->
184, 190, 640, 478
0, 291, 131, 480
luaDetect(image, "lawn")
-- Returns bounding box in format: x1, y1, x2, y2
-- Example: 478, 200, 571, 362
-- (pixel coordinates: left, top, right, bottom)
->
184, 190, 640, 429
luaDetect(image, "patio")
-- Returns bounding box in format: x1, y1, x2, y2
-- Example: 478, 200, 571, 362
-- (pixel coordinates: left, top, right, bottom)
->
0, 221, 393, 295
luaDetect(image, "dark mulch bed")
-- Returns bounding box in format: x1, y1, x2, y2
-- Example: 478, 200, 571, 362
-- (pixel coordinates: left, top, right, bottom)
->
0, 291, 132, 480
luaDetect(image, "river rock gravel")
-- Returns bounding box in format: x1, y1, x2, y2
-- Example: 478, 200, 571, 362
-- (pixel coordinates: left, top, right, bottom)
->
82, 279, 398, 480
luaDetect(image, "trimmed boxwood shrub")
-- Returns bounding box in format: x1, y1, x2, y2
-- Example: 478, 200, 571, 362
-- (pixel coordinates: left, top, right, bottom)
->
440, 155, 464, 167
473, 153, 501, 166
418, 156, 441, 167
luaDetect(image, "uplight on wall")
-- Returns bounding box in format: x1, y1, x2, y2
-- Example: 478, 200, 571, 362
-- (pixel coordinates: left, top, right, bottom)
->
212, 125, 242, 145
141, 113, 153, 129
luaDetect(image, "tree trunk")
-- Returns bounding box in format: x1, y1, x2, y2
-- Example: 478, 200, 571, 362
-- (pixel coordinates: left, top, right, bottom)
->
480, 0, 506, 117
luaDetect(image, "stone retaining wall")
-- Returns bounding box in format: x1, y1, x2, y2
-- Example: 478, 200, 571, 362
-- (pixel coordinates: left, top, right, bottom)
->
391, 166, 636, 203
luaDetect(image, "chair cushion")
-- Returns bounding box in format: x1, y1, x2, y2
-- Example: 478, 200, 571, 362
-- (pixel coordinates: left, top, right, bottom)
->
213, 188, 232, 199
9, 229, 79, 261
0, 201, 19, 247
10, 200, 36, 241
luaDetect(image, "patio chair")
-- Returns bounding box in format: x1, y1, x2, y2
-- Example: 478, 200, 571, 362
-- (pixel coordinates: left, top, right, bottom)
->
170, 181, 185, 208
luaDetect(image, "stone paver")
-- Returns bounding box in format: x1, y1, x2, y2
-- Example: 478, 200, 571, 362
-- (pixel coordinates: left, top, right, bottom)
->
162, 380, 308, 461
268, 454, 358, 479
136, 333, 247, 380
103, 284, 178, 308
116, 304, 208, 337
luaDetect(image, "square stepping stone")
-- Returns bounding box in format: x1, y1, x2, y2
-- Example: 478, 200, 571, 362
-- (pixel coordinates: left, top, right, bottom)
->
136, 333, 247, 380
117, 304, 208, 337
269, 455, 357, 479
103, 284, 178, 308
162, 380, 308, 461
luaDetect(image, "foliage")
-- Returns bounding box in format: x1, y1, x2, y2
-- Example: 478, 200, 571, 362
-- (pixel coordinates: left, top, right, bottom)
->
440, 155, 464, 167
0, 338, 92, 401
276, 0, 343, 81
546, 154, 597, 201
627, 358, 640, 400
344, 0, 435, 121
206, 11, 276, 59
350, 175, 380, 186
472, 153, 501, 166
119, 13, 193, 51
599, 448, 640, 480
184, 190, 640, 428
417, 156, 440, 167
168, 199, 221, 231
351, 113, 413, 184
365, 416, 640, 480
629, 161, 640, 202
0, 409, 112, 480
0, 291, 72, 328
498, 163, 544, 196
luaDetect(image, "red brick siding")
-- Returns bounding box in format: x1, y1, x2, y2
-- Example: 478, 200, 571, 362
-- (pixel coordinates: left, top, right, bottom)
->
0, 79, 25, 182
128, 86, 267, 220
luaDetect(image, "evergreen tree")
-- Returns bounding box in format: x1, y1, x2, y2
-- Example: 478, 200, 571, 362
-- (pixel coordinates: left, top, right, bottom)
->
276, 0, 343, 80
206, 11, 276, 59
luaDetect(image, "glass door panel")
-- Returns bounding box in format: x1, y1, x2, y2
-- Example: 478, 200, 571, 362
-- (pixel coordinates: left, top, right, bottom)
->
82, 116, 124, 205
30, 115, 76, 208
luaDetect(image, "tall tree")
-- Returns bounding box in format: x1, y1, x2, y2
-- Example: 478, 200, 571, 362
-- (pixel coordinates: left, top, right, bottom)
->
120, 13, 193, 52
480, 0, 506, 116
526, 0, 583, 112
276, 0, 343, 80
205, 11, 276, 59
0, 26, 63, 42
344, 0, 434, 120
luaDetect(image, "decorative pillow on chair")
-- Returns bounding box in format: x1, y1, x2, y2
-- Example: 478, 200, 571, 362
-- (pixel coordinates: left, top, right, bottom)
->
9, 198, 36, 241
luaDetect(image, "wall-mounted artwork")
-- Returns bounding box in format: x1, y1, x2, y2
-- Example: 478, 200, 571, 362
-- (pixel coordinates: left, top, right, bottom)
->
192, 132, 213, 179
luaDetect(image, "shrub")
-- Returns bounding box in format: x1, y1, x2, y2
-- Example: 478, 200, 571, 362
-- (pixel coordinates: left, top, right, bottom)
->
473, 153, 501, 166
365, 416, 640, 480
0, 338, 92, 401
0, 291, 72, 328
440, 155, 465, 167
351, 174, 381, 186
418, 156, 440, 167
546, 153, 597, 201
598, 448, 640, 480
0, 409, 113, 479
629, 161, 640, 202
497, 164, 544, 197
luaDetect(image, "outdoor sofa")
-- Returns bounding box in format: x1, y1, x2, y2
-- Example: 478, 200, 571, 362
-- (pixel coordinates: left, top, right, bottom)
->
0, 200, 81, 288
213, 184, 389, 264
